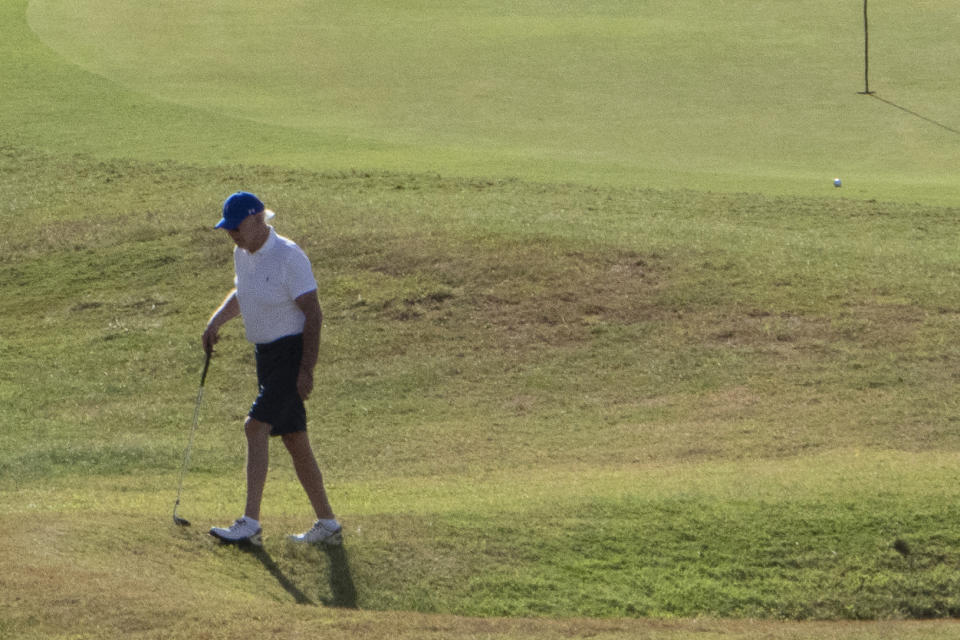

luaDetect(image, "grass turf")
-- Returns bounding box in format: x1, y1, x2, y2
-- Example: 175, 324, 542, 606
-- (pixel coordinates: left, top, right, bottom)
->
4, 148, 960, 631
5, 0, 960, 637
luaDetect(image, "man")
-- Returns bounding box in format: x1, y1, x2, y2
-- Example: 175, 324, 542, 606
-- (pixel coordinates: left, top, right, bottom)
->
202, 191, 341, 546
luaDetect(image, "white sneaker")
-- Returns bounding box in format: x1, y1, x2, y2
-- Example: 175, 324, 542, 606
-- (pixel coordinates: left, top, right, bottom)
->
288, 519, 343, 546
209, 516, 263, 546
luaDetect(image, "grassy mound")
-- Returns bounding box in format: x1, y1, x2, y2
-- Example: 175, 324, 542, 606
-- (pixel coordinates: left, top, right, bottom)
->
4, 149, 960, 637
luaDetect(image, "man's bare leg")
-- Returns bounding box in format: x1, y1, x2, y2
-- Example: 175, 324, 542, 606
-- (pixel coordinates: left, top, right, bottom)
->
244, 418, 271, 521
282, 431, 335, 520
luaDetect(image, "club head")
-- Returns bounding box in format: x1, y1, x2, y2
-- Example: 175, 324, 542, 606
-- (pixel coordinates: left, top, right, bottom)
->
171, 496, 194, 529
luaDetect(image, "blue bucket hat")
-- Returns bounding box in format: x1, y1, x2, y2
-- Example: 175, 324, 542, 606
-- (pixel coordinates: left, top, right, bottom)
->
216, 191, 265, 230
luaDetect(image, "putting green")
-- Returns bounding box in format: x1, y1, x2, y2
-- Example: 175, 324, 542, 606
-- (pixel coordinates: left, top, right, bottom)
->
23, 0, 960, 203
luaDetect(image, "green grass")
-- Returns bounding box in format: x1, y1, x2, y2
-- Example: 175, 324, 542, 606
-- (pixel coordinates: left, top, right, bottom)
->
12, 0, 960, 203
6, 0, 960, 638
4, 147, 960, 637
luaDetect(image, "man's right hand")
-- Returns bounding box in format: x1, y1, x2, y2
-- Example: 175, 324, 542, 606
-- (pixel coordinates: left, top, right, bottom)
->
202, 325, 219, 356
202, 289, 240, 356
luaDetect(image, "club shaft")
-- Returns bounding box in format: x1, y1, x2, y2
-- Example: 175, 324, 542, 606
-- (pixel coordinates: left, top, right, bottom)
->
174, 385, 204, 505
173, 351, 212, 519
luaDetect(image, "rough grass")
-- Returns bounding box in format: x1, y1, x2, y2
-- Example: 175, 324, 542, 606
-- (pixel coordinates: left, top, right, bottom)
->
5, 147, 960, 485
4, 147, 960, 638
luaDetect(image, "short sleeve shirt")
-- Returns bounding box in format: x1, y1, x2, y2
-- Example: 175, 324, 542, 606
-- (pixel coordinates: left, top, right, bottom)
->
234, 227, 318, 344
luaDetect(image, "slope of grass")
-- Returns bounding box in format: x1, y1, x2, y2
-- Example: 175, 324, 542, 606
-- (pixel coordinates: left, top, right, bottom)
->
5, 451, 960, 638
3, 149, 960, 635
4, 147, 960, 485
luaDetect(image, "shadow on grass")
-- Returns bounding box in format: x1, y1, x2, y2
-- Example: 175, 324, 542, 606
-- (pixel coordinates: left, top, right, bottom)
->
867, 93, 960, 136
245, 545, 316, 605
242, 543, 357, 608
319, 544, 358, 608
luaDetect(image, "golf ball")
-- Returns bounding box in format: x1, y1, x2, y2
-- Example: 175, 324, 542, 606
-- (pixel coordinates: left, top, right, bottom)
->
833, 178, 842, 188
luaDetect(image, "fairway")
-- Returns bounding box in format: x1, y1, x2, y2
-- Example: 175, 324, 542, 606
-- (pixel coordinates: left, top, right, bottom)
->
5, 1, 960, 639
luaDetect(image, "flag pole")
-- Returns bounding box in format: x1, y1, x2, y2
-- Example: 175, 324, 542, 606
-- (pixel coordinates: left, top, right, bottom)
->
859, 0, 875, 94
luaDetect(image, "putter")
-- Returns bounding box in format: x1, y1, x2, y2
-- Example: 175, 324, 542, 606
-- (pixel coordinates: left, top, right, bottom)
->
173, 350, 212, 527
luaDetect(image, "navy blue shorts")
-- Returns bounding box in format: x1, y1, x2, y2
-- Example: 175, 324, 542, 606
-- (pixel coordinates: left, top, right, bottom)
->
249, 334, 307, 437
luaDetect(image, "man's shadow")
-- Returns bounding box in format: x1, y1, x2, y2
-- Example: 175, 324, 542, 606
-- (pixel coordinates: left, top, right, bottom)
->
245, 545, 315, 605
244, 544, 357, 608
318, 545, 358, 608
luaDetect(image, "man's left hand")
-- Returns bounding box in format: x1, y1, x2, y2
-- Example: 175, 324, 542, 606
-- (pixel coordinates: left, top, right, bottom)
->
297, 368, 314, 401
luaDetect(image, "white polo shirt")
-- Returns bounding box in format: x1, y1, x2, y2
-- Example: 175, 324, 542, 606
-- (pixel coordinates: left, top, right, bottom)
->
234, 227, 318, 345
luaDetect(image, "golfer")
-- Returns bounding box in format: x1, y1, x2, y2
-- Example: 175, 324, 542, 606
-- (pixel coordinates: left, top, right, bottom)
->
202, 191, 341, 546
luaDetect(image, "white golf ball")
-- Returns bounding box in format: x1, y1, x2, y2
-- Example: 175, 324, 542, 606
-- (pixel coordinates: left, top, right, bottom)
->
833, 178, 842, 188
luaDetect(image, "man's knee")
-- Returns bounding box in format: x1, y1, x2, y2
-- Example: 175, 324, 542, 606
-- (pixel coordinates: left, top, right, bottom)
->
282, 431, 314, 460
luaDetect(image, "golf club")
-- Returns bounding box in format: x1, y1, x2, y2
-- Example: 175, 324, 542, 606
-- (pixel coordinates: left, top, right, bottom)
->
172, 350, 212, 527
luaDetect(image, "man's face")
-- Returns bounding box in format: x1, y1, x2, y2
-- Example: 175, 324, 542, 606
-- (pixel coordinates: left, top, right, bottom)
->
226, 213, 260, 250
